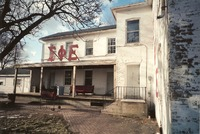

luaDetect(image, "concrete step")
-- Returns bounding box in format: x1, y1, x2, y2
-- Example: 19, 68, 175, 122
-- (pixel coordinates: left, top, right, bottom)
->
101, 100, 147, 117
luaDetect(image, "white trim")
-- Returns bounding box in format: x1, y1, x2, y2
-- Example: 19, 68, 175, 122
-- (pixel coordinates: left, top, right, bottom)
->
121, 99, 145, 103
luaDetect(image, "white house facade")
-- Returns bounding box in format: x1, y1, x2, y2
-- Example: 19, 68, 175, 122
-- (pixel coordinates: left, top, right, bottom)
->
15, 2, 154, 118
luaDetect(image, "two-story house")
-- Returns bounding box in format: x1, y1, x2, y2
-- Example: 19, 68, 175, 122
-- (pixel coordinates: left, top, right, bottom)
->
14, 2, 154, 117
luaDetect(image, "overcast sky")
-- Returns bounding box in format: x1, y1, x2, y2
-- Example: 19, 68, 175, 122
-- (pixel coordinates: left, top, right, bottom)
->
23, 0, 144, 63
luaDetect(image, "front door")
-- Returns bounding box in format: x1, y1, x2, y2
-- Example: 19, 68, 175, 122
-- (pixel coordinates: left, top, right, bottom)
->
126, 65, 140, 99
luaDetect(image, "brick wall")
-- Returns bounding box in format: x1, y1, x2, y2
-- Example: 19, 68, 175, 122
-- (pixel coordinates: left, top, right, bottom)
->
168, 0, 200, 133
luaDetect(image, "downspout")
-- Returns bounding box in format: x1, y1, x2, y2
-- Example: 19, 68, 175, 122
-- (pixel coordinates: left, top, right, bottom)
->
135, 44, 148, 98
141, 44, 148, 97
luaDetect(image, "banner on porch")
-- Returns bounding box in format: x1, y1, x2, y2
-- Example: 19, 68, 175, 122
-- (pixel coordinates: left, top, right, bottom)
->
48, 44, 79, 62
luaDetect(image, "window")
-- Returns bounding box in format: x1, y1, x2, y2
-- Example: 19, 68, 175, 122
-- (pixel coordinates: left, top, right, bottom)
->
108, 38, 116, 54
65, 70, 72, 85
85, 40, 93, 55
127, 20, 139, 43
0, 81, 4, 85
13, 79, 22, 86
85, 70, 92, 85
66, 42, 72, 57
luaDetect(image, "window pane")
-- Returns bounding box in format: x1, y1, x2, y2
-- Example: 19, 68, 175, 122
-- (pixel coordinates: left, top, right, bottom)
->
108, 38, 116, 54
86, 40, 93, 55
0, 81, 3, 85
86, 48, 93, 55
127, 20, 139, 31
127, 20, 139, 43
108, 46, 116, 53
127, 32, 139, 43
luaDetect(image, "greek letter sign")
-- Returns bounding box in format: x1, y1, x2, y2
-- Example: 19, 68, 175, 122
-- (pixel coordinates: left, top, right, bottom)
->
48, 44, 79, 62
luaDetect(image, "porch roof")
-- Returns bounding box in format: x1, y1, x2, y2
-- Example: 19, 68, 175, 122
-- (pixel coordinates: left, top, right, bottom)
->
15, 59, 116, 69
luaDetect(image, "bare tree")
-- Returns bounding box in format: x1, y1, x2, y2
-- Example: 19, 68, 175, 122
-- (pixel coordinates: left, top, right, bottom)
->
0, 32, 27, 70
0, 0, 102, 61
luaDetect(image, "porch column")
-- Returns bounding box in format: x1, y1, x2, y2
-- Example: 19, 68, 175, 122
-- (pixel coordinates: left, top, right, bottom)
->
39, 67, 43, 93
113, 65, 117, 99
72, 65, 77, 98
29, 70, 32, 92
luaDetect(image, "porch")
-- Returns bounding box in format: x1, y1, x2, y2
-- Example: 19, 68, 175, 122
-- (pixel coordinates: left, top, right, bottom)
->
11, 92, 114, 109
11, 86, 146, 106
14, 59, 116, 98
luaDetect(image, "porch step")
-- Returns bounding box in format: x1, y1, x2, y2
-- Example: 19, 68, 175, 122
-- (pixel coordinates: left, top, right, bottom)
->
101, 100, 147, 117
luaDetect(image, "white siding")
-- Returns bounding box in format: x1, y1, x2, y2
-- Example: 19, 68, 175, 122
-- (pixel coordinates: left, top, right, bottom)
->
0, 75, 30, 94
42, 30, 116, 62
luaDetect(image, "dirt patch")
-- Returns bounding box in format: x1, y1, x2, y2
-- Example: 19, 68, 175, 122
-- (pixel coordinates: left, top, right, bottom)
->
0, 104, 73, 134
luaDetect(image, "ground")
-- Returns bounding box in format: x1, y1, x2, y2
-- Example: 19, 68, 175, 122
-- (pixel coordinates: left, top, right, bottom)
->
0, 103, 72, 134
0, 101, 159, 134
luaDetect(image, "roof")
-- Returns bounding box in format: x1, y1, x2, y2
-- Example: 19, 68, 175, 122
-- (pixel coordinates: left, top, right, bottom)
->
111, 2, 150, 20
0, 68, 30, 75
40, 25, 116, 41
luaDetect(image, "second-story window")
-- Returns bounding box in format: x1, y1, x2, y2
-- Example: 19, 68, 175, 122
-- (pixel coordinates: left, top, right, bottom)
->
127, 20, 139, 43
66, 42, 72, 58
108, 38, 116, 54
85, 40, 93, 55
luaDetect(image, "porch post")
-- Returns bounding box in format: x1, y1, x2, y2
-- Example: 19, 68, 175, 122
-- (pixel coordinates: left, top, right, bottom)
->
72, 65, 76, 98
29, 69, 32, 92
113, 65, 117, 99
39, 67, 43, 93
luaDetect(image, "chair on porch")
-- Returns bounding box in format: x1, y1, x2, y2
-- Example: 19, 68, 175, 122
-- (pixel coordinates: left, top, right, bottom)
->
40, 86, 60, 110
69, 85, 94, 95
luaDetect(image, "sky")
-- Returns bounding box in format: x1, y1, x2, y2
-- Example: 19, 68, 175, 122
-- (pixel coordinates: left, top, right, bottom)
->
23, 0, 145, 63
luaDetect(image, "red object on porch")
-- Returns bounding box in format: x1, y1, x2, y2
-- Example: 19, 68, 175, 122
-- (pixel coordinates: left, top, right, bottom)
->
41, 89, 57, 100
70, 85, 94, 95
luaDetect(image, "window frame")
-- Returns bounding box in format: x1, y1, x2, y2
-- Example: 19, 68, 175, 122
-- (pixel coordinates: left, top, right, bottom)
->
65, 70, 72, 85
65, 42, 73, 58
0, 80, 5, 86
85, 70, 93, 86
85, 40, 93, 56
107, 38, 116, 54
13, 79, 22, 86
126, 19, 140, 44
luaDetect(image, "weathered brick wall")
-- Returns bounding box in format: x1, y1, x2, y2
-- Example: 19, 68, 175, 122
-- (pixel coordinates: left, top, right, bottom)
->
168, 0, 200, 133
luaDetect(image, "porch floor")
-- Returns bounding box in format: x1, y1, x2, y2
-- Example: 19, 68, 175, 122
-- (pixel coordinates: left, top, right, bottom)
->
14, 93, 114, 102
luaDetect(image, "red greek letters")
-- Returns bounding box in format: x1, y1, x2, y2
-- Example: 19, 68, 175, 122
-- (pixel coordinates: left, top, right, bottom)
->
48, 44, 79, 62
68, 44, 79, 61
58, 45, 66, 61
48, 44, 56, 62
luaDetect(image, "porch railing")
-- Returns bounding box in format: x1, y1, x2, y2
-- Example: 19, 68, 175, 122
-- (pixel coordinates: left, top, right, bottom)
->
116, 86, 146, 101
